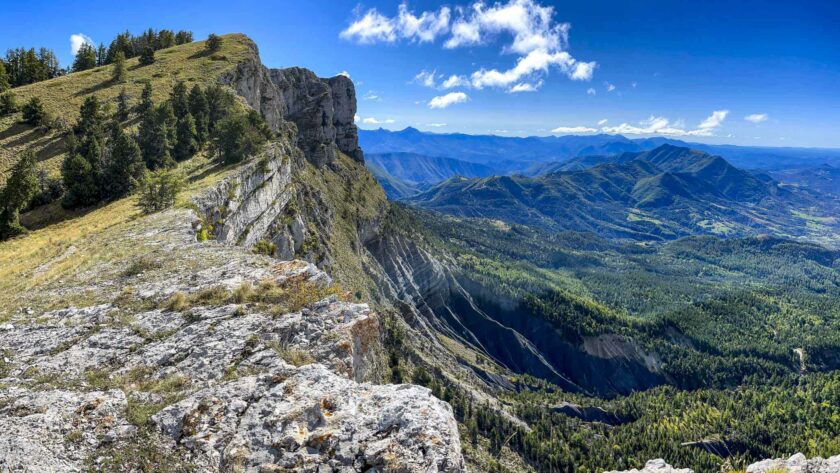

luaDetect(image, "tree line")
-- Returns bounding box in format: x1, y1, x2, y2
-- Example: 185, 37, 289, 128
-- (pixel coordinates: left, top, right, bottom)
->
0, 28, 194, 91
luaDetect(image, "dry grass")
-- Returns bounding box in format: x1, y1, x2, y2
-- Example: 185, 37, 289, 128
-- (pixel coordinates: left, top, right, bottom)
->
0, 33, 256, 184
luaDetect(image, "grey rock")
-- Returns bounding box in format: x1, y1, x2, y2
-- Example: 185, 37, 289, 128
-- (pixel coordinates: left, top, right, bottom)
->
747, 453, 840, 473
604, 459, 692, 473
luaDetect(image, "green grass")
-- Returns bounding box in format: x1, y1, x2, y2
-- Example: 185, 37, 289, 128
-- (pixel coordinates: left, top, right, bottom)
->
0, 33, 256, 184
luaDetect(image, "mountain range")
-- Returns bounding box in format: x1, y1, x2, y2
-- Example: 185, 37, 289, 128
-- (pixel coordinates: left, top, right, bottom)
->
407, 144, 838, 243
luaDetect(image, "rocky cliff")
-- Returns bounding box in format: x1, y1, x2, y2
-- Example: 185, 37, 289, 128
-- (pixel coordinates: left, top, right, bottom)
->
0, 37, 465, 472
606, 454, 840, 473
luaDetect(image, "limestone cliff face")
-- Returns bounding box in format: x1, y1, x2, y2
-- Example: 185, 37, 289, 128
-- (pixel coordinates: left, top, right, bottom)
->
220, 41, 364, 167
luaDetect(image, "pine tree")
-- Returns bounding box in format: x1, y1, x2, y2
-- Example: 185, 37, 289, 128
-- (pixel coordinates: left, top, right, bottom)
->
104, 126, 145, 198
0, 91, 17, 116
116, 88, 130, 122
137, 169, 183, 214
0, 149, 39, 240
156, 30, 176, 49
72, 43, 97, 72
188, 85, 209, 144
111, 51, 126, 83
205, 33, 223, 52
96, 43, 107, 66
0, 61, 10, 92
75, 96, 105, 138
174, 113, 198, 161
139, 102, 175, 169
138, 81, 153, 115
175, 30, 193, 45
21, 96, 45, 126
170, 81, 189, 119
138, 46, 155, 66
205, 83, 234, 132
61, 153, 99, 208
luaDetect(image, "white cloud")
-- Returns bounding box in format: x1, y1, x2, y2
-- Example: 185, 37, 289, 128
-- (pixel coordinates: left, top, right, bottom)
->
745, 113, 768, 124
597, 119, 608, 125
631, 81, 637, 88
337, 71, 351, 78
340, 8, 397, 43
341, 4, 450, 44
413, 70, 438, 88
429, 91, 469, 109
587, 87, 596, 95
442, 74, 471, 89
361, 117, 396, 125
509, 80, 543, 93
605, 82, 616, 92
601, 110, 729, 137
426, 123, 448, 127
354, 114, 360, 122
70, 33, 94, 55
342, 0, 595, 93
551, 125, 597, 134
362, 91, 380, 101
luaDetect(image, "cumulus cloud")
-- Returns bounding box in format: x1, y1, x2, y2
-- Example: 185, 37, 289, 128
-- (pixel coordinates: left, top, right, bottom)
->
604, 82, 616, 92
601, 110, 729, 137
429, 92, 469, 109
361, 117, 396, 125
343, 0, 595, 93
70, 33, 94, 55
337, 71, 351, 78
745, 113, 768, 123
413, 70, 438, 88
551, 125, 597, 134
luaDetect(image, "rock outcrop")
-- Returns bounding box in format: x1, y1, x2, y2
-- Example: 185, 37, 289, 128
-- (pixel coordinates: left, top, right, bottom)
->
0, 205, 465, 472
220, 40, 364, 167
605, 454, 840, 473
747, 453, 840, 473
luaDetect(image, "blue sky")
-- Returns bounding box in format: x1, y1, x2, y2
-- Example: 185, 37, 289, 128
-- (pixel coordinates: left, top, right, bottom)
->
1, 0, 838, 147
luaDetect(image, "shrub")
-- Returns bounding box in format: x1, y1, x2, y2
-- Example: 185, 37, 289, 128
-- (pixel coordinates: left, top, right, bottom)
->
21, 97, 46, 126
252, 239, 276, 256
205, 33, 223, 52
0, 92, 17, 115
138, 46, 155, 66
137, 169, 183, 214
212, 110, 271, 165
164, 292, 188, 312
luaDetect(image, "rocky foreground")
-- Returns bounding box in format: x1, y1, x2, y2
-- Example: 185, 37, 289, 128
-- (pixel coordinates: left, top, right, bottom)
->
607, 454, 840, 473
0, 207, 463, 472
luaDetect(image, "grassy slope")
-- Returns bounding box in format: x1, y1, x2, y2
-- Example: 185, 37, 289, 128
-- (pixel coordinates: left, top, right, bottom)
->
0, 33, 255, 184
0, 154, 240, 320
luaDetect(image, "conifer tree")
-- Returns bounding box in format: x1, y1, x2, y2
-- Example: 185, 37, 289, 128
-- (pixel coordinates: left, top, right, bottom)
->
21, 96, 45, 126
96, 43, 107, 66
138, 46, 155, 66
138, 81, 153, 115
0, 61, 10, 92
72, 43, 97, 72
116, 88, 130, 122
139, 102, 175, 169
174, 113, 198, 161
175, 30, 193, 45
0, 149, 39, 240
170, 81, 189, 119
61, 152, 99, 208
0, 92, 17, 116
188, 84, 209, 144
111, 51, 126, 83
104, 125, 145, 198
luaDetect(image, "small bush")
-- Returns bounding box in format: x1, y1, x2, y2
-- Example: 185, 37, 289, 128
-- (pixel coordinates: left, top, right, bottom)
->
164, 292, 188, 312
0, 92, 18, 115
123, 256, 162, 277
205, 33, 223, 52
21, 97, 46, 126
137, 169, 183, 214
252, 239, 276, 256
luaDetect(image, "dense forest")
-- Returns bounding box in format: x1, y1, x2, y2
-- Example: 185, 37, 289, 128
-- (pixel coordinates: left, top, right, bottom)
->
394, 205, 840, 472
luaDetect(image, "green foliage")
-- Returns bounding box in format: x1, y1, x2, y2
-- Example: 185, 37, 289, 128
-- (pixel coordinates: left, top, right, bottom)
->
111, 51, 127, 83
187, 84, 209, 144
72, 43, 97, 72
205, 33, 223, 52
0, 61, 9, 92
115, 88, 130, 122
137, 80, 153, 115
0, 91, 17, 115
21, 96, 45, 126
212, 109, 270, 165
252, 239, 276, 256
139, 102, 176, 169
170, 81, 189, 119
0, 149, 39, 239
104, 126, 145, 199
138, 46, 155, 66
137, 169, 183, 214
3, 47, 60, 87
173, 113, 198, 161
175, 31, 193, 45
